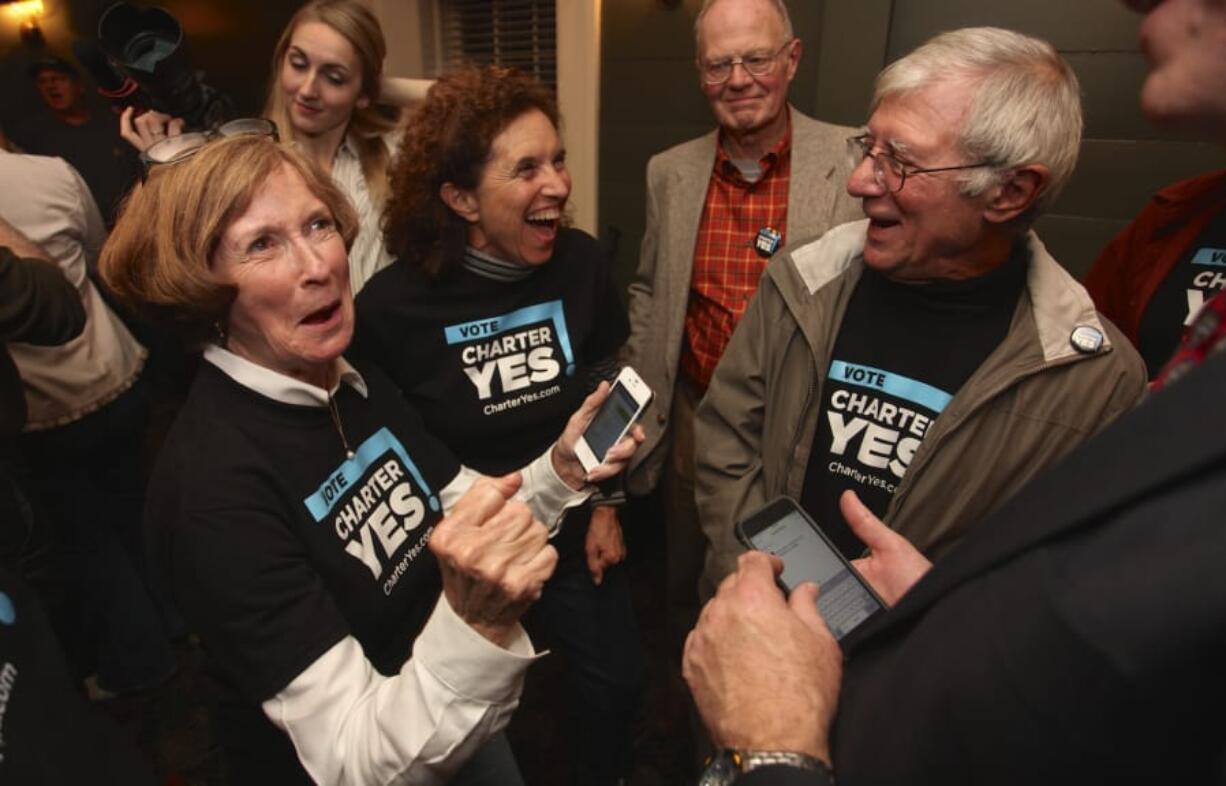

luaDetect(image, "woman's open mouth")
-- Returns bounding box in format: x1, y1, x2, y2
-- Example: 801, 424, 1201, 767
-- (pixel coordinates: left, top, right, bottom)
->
301, 300, 341, 326
526, 207, 561, 241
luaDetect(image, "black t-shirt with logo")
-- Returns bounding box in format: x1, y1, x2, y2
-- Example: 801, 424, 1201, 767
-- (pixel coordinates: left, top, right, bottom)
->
0, 565, 156, 784
800, 251, 1026, 558
354, 228, 628, 475
1137, 209, 1226, 377
146, 360, 459, 783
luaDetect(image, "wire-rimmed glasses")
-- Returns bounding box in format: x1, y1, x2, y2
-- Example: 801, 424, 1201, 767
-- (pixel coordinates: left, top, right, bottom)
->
846, 133, 993, 194
698, 40, 794, 85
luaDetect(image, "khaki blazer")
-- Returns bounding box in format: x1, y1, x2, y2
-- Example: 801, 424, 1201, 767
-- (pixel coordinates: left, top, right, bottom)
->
622, 107, 863, 495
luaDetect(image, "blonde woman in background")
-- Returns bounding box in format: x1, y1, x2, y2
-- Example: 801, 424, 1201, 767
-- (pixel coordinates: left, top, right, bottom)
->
121, 0, 429, 292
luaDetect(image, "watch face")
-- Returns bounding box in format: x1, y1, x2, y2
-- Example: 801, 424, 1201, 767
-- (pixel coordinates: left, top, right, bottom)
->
698, 752, 739, 786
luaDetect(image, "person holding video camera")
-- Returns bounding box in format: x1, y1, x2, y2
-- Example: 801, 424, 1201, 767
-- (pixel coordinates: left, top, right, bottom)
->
11, 56, 141, 226
352, 65, 646, 786
120, 0, 430, 294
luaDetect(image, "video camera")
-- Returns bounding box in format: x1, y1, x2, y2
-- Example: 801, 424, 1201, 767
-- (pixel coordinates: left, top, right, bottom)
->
78, 1, 233, 130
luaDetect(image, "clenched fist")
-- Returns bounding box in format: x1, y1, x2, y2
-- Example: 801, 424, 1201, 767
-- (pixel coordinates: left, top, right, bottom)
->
430, 473, 558, 646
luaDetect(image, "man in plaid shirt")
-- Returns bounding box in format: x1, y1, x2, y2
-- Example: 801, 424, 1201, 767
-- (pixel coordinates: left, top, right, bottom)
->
621, 0, 861, 661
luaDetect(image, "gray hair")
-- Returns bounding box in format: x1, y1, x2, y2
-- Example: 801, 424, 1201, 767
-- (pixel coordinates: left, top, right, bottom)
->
694, 0, 794, 49
873, 27, 1082, 220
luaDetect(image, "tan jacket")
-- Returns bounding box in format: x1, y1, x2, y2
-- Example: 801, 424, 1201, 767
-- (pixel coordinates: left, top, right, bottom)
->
694, 220, 1147, 590
622, 108, 864, 495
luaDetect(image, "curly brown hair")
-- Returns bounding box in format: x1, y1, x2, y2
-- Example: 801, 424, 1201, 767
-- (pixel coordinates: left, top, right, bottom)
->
382, 65, 559, 279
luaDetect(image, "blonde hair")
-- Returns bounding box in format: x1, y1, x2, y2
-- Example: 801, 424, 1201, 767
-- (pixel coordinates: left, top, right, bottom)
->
873, 27, 1082, 219
264, 0, 398, 203
99, 136, 358, 342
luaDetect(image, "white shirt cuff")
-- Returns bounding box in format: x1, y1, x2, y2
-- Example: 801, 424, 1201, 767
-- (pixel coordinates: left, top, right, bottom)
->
413, 594, 540, 704
438, 451, 591, 537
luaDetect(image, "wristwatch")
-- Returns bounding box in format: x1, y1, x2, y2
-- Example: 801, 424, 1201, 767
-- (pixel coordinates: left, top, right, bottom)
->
698, 749, 834, 785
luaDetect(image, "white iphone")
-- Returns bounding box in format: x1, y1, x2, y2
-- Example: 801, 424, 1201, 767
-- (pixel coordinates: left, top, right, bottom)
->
574, 366, 654, 473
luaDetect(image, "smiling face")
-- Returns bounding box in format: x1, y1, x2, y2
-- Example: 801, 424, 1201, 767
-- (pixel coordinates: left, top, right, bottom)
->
451, 109, 571, 267
279, 20, 368, 138
847, 81, 999, 282
213, 163, 354, 386
1134, 0, 1226, 136
696, 0, 799, 142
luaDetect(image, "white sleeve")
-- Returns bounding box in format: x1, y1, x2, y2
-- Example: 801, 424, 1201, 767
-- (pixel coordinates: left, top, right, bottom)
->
52, 161, 101, 291
263, 594, 538, 786
437, 448, 590, 536
437, 466, 483, 514
515, 448, 590, 534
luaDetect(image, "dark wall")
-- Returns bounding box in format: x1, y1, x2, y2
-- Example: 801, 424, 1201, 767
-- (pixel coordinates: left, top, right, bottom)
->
599, 0, 1226, 287
598, 0, 710, 289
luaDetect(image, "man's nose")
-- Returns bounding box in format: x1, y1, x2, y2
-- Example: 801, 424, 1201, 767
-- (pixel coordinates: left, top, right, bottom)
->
846, 154, 885, 198
725, 61, 754, 89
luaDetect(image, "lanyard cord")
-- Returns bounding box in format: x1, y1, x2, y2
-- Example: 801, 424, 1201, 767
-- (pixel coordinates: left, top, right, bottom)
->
328, 393, 355, 459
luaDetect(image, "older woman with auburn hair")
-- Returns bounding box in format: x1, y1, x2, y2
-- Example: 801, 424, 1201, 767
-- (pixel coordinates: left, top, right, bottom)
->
100, 134, 641, 785
355, 66, 643, 785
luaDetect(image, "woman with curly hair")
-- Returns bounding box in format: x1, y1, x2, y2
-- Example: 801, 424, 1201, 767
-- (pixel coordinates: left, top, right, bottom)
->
355, 66, 644, 785
122, 0, 428, 292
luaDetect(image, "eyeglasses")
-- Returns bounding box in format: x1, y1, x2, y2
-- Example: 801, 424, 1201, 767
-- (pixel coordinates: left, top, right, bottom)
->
140, 117, 279, 175
846, 134, 993, 194
698, 40, 794, 85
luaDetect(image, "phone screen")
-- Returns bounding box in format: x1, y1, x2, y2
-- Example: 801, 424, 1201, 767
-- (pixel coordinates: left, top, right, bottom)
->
748, 509, 883, 639
583, 382, 640, 462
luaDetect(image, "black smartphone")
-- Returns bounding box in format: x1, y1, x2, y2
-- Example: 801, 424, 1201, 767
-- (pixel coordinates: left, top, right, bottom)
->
736, 496, 885, 640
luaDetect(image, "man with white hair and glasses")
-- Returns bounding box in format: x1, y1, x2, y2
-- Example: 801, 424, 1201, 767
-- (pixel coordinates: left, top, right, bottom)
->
685, 10, 1226, 785
694, 27, 1146, 596
622, 0, 862, 659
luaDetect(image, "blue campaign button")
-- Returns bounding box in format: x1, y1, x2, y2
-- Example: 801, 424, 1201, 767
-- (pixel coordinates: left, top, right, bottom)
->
0, 592, 15, 625
755, 226, 782, 257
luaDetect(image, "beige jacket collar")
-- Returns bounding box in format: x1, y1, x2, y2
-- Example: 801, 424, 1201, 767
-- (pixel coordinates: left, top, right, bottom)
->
785, 218, 1111, 363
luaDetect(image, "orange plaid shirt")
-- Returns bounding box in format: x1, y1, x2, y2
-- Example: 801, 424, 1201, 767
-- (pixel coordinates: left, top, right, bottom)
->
681, 122, 792, 391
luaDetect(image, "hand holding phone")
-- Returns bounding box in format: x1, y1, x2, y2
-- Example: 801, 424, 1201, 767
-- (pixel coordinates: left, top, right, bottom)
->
838, 491, 931, 605
736, 496, 885, 640
574, 367, 653, 474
